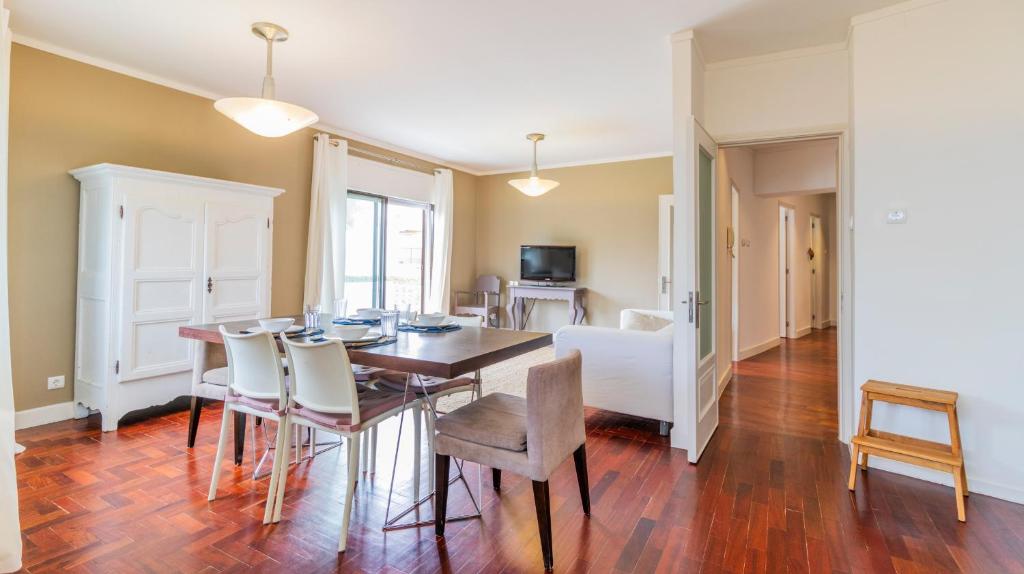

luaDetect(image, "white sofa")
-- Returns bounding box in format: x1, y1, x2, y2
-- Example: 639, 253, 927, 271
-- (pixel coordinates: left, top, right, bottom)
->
554, 309, 673, 434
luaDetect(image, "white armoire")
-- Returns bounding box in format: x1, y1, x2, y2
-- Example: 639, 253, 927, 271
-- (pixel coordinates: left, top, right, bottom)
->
70, 164, 283, 431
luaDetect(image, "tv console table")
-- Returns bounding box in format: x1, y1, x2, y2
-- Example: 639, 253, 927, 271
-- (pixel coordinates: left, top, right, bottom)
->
507, 284, 587, 331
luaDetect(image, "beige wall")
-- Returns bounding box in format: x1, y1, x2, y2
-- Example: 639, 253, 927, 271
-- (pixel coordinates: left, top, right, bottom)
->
8, 45, 476, 411
475, 158, 672, 332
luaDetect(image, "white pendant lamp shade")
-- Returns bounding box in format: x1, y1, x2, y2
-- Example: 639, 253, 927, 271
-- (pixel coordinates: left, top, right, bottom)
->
214, 97, 318, 138
509, 133, 559, 197
215, 22, 318, 138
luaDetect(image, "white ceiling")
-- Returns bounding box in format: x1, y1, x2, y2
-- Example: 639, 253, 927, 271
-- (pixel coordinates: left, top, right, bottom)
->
8, 0, 901, 174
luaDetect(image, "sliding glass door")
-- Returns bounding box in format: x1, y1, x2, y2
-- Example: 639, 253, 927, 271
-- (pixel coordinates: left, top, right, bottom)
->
345, 191, 432, 313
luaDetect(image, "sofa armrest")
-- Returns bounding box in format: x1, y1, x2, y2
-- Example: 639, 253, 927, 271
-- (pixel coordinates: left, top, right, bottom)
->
554, 325, 673, 422
620, 309, 674, 331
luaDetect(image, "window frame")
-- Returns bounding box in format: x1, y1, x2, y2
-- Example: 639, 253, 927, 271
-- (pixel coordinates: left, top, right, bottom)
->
346, 189, 434, 311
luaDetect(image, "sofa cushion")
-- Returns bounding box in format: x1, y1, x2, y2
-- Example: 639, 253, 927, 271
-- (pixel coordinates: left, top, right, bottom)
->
435, 392, 527, 452
622, 311, 673, 332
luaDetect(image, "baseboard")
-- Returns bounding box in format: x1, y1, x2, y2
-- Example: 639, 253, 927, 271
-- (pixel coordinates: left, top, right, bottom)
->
718, 365, 733, 397
738, 337, 781, 361
818, 319, 835, 328
863, 455, 1024, 505
794, 326, 812, 338
15, 401, 75, 430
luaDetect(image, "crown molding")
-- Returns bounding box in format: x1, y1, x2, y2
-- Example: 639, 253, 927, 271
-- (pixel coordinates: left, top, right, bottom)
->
704, 41, 848, 71
850, 0, 946, 27
11, 33, 484, 176
476, 151, 672, 177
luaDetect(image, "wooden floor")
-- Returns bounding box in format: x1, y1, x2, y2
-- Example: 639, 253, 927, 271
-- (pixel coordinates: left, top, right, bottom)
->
14, 329, 1024, 572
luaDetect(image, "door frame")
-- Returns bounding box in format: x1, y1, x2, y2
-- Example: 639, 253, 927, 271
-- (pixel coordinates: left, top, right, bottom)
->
657, 194, 674, 310
809, 213, 824, 330
730, 185, 740, 361
715, 128, 854, 444
778, 203, 796, 339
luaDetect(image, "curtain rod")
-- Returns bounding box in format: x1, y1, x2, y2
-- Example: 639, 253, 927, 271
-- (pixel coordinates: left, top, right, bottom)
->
313, 134, 437, 173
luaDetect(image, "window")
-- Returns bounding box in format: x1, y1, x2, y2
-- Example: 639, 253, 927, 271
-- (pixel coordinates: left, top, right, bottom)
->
345, 191, 432, 313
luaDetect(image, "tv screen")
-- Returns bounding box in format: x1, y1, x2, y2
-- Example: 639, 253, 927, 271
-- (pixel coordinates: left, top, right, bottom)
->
521, 245, 576, 282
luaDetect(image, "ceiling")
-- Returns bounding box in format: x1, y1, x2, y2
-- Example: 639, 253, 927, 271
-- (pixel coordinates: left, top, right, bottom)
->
8, 0, 901, 174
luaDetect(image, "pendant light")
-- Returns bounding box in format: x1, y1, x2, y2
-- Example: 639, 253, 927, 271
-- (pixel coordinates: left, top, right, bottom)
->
214, 22, 318, 138
508, 133, 560, 197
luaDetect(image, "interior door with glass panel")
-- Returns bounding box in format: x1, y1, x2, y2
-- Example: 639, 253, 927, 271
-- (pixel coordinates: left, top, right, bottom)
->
676, 117, 719, 463
203, 202, 271, 323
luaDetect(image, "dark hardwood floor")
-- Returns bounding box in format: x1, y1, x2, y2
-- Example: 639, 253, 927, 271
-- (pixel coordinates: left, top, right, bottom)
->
14, 329, 1024, 572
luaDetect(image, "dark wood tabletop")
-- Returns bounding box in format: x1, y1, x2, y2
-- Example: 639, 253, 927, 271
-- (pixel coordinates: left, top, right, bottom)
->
179, 315, 552, 379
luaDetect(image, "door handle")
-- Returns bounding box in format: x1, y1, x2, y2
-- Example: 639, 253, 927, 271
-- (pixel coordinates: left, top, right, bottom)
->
207, 277, 213, 294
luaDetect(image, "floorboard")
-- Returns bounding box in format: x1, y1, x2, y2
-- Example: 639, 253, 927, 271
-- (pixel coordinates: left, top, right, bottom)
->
13, 328, 1024, 572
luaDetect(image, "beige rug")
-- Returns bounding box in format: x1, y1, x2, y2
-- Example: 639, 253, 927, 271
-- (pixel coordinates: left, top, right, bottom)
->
436, 345, 554, 412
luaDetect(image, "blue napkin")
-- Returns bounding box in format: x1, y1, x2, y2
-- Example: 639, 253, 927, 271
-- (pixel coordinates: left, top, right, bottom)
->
333, 318, 380, 326
398, 324, 462, 334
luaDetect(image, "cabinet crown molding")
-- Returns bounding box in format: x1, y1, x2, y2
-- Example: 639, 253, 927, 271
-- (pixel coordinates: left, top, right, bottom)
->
69, 163, 285, 198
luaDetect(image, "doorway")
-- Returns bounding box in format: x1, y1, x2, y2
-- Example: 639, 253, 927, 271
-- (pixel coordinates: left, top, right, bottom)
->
731, 186, 739, 360
810, 214, 824, 329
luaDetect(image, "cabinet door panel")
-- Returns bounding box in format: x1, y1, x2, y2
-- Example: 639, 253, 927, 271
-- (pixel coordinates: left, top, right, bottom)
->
120, 193, 204, 381
204, 203, 271, 323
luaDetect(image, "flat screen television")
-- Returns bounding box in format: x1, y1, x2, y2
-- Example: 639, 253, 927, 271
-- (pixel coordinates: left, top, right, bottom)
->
520, 245, 576, 283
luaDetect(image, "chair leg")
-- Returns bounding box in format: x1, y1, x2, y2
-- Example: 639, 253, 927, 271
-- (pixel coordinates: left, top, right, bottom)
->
492, 468, 502, 491
847, 444, 860, 491
187, 396, 204, 448
369, 425, 378, 475
532, 480, 554, 571
271, 420, 293, 523
413, 404, 422, 500
953, 465, 967, 522
425, 403, 436, 488
263, 417, 288, 524
573, 445, 591, 516
339, 433, 360, 552
233, 411, 246, 466
859, 451, 869, 470
434, 453, 451, 537
207, 406, 232, 501
658, 421, 670, 436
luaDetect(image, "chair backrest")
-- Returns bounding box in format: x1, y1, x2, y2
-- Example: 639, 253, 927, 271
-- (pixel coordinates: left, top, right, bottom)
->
475, 274, 500, 294
280, 335, 361, 420
219, 326, 287, 405
526, 349, 585, 481
449, 314, 486, 327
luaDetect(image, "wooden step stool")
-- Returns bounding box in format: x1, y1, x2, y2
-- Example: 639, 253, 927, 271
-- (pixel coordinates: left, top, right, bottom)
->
848, 380, 968, 521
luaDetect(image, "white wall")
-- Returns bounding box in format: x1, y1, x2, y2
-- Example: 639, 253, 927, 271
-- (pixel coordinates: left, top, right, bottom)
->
754, 139, 838, 196
704, 45, 848, 140
851, 0, 1024, 503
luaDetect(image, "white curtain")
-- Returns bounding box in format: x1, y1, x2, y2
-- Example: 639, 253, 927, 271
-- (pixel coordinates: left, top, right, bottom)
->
303, 134, 348, 312
0, 3, 23, 572
427, 169, 454, 314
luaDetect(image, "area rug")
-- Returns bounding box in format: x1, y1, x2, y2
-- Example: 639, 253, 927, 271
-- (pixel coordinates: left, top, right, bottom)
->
436, 345, 554, 412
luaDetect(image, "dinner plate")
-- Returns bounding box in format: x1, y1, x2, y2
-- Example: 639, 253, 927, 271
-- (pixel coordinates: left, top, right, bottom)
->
409, 318, 455, 328
284, 325, 305, 334
336, 333, 380, 343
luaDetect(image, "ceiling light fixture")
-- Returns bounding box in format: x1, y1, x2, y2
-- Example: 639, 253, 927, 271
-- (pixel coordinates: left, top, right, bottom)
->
508, 133, 559, 197
214, 22, 318, 138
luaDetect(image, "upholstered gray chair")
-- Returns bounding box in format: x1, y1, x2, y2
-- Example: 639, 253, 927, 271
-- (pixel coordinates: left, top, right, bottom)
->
433, 350, 589, 571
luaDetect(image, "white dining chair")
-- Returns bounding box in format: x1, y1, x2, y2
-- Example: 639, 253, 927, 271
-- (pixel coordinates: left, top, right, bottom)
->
207, 326, 290, 525
272, 335, 419, 552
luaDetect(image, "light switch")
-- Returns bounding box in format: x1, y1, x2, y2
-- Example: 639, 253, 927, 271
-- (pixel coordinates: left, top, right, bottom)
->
886, 209, 907, 224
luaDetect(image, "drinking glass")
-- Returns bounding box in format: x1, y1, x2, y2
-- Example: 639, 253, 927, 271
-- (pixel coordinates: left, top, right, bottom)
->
304, 304, 321, 331
334, 298, 348, 320
380, 310, 400, 338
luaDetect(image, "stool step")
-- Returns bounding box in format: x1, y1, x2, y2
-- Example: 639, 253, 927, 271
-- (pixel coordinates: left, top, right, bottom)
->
862, 380, 958, 405
852, 432, 961, 467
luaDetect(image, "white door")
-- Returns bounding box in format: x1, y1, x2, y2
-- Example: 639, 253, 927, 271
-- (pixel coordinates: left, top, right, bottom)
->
810, 215, 823, 329
119, 191, 204, 382
657, 194, 674, 310
778, 205, 795, 338
203, 202, 272, 323
674, 117, 719, 462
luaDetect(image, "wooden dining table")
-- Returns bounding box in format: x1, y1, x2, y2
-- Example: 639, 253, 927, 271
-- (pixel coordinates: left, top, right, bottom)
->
178, 314, 552, 464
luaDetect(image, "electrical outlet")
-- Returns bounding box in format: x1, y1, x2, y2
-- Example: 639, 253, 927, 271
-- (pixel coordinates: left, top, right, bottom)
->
47, 375, 65, 390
